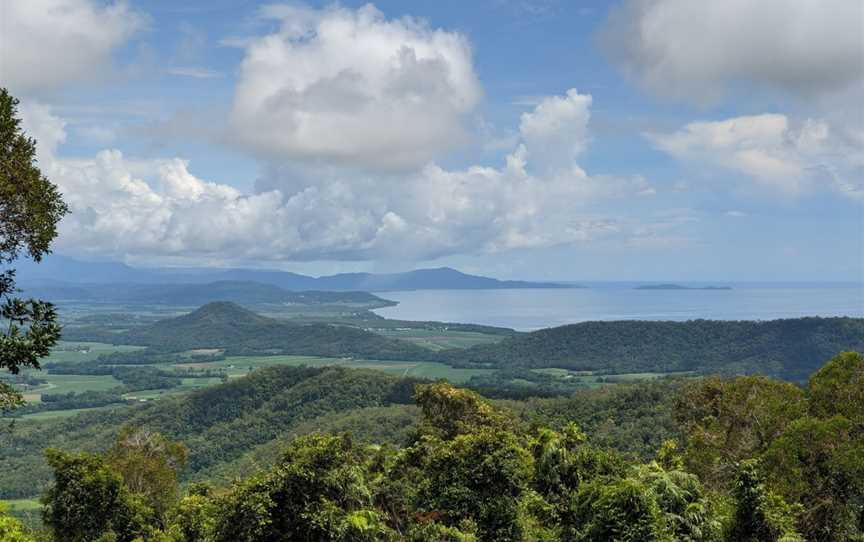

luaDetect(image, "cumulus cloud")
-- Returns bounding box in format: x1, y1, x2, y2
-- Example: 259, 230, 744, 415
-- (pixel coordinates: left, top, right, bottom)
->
22, 90, 657, 263
519, 89, 592, 172
648, 114, 863, 198
229, 4, 482, 171
0, 0, 146, 94
599, 0, 864, 101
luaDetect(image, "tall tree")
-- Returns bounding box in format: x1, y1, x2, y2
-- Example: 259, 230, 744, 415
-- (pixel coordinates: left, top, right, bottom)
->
0, 88, 68, 408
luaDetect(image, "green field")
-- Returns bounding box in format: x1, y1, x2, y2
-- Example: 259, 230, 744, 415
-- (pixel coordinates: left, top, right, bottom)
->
20, 404, 127, 421
32, 374, 123, 397
43, 341, 146, 364
185, 355, 493, 384
372, 328, 505, 350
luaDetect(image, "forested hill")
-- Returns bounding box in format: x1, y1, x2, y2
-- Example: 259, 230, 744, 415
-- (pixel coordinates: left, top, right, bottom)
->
441, 317, 864, 380
0, 364, 683, 501
0, 366, 422, 499
63, 301, 431, 358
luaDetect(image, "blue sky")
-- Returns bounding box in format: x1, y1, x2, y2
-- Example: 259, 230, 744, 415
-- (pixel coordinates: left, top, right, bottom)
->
2, 0, 862, 281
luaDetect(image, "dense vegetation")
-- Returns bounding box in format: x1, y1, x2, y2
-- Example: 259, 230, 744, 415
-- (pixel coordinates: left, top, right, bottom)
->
2, 351, 861, 541
62, 302, 864, 383
442, 317, 864, 380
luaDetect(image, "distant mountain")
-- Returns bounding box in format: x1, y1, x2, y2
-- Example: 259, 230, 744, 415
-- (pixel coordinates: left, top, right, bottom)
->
12, 255, 571, 291
441, 317, 864, 380
19, 280, 393, 307
64, 302, 431, 359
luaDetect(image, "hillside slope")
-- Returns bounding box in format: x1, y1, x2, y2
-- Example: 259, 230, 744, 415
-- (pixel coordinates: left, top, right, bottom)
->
441, 317, 864, 379
0, 366, 421, 499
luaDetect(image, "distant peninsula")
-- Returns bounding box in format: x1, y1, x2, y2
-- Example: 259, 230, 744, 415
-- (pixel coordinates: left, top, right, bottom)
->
635, 284, 732, 290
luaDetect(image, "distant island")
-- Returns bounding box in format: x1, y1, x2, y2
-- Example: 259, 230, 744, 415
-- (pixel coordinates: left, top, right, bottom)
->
635, 284, 732, 290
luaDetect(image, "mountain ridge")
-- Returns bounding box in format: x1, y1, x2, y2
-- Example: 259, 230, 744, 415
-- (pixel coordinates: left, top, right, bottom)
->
12, 255, 571, 291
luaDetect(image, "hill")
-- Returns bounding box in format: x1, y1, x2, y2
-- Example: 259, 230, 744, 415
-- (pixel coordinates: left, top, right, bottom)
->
0, 366, 422, 499
19, 280, 394, 307
15, 255, 571, 290
63, 302, 431, 358
441, 317, 864, 380
0, 364, 681, 501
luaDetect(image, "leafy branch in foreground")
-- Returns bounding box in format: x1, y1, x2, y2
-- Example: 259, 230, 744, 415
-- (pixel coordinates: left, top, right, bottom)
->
0, 87, 68, 409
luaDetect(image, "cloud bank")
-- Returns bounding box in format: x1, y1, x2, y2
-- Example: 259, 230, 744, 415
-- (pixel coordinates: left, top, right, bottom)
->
230, 4, 482, 171
649, 114, 863, 198
22, 89, 655, 263
599, 0, 864, 101
0, 0, 145, 95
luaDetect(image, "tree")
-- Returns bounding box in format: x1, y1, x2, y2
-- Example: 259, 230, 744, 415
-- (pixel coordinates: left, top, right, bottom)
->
727, 460, 803, 542
809, 351, 864, 422
0, 503, 35, 542
413, 381, 510, 440
107, 427, 189, 527
674, 376, 807, 486
0, 87, 68, 406
42, 449, 150, 542
764, 415, 864, 541
214, 433, 394, 542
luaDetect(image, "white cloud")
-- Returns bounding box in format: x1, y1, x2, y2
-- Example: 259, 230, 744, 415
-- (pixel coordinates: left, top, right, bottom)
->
0, 0, 146, 95
229, 4, 482, 171
648, 114, 863, 198
22, 90, 659, 263
599, 0, 864, 101
519, 89, 592, 172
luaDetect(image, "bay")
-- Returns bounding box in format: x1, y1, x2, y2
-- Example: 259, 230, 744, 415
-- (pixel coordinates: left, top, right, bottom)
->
372, 285, 864, 331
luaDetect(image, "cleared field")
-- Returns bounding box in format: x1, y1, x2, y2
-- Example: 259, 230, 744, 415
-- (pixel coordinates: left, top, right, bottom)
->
1, 498, 40, 512
33, 374, 122, 396
373, 328, 504, 350
20, 405, 126, 421
530, 368, 693, 388
177, 355, 494, 384
44, 341, 145, 364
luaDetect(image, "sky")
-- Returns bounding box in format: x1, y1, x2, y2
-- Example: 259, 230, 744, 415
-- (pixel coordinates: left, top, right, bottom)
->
1, 0, 862, 281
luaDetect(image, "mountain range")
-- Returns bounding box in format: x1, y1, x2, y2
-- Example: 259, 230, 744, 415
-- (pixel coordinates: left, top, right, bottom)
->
12, 254, 570, 291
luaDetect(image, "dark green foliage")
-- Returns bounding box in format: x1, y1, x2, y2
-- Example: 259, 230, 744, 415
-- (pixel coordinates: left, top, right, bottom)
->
0, 88, 68, 265
442, 317, 864, 379
0, 87, 67, 409
728, 461, 803, 542
42, 449, 150, 542
10, 353, 864, 542
0, 366, 421, 499
214, 434, 393, 542
673, 376, 807, 487
510, 380, 682, 458
808, 350, 864, 421
764, 416, 864, 541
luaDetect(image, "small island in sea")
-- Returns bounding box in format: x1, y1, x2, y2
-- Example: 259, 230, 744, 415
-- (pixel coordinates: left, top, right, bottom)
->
635, 284, 732, 290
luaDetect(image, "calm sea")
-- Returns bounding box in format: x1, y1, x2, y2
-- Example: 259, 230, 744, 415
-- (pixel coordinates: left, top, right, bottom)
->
372, 285, 864, 331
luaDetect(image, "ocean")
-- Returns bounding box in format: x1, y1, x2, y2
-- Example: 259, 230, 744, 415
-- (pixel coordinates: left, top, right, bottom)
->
372, 284, 864, 331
